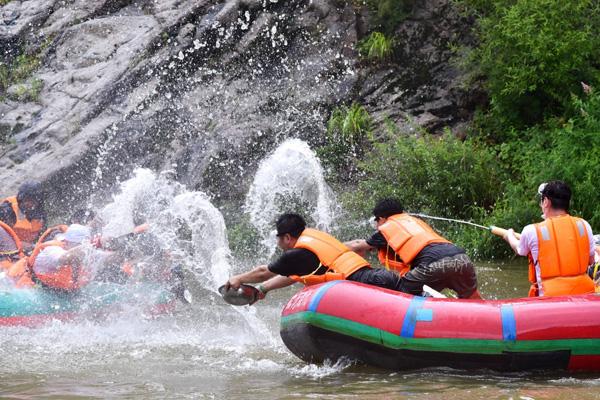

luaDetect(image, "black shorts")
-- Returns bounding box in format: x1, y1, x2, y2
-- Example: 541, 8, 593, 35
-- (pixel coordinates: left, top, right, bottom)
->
398, 253, 478, 298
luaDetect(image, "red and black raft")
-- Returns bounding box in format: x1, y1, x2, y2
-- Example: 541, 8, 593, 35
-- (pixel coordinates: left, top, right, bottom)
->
280, 280, 600, 372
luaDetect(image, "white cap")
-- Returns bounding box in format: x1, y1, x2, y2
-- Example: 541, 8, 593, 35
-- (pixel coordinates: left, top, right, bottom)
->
63, 224, 91, 244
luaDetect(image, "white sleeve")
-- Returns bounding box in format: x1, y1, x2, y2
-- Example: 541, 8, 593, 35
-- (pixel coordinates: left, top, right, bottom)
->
517, 225, 537, 257
584, 220, 594, 257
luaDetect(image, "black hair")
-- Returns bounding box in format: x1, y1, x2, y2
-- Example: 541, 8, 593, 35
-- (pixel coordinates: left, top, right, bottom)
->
17, 181, 44, 205
372, 198, 404, 218
0, 202, 16, 226
541, 180, 571, 211
276, 213, 306, 238
70, 209, 96, 225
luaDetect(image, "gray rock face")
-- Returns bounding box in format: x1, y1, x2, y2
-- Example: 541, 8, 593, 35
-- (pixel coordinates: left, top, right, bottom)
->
0, 0, 478, 214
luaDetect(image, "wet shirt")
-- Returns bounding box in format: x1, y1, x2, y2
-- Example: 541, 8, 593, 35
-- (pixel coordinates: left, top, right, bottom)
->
366, 231, 464, 268
267, 248, 329, 277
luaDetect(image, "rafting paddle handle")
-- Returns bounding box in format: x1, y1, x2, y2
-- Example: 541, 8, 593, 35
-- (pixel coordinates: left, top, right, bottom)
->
490, 226, 521, 240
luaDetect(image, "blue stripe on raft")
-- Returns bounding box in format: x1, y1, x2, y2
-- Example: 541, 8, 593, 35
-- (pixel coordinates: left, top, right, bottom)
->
416, 308, 433, 322
307, 281, 343, 312
501, 304, 517, 341
400, 296, 427, 338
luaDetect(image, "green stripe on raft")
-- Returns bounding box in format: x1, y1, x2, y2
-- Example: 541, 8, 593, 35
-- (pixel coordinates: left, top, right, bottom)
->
281, 312, 600, 356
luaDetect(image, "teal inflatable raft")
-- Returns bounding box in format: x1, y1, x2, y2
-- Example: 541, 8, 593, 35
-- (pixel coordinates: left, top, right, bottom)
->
0, 282, 176, 327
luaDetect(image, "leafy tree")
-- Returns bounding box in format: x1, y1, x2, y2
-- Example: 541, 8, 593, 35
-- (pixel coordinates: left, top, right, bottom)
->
463, 0, 600, 131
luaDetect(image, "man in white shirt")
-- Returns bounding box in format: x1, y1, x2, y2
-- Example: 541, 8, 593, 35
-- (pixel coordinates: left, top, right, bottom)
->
503, 181, 595, 296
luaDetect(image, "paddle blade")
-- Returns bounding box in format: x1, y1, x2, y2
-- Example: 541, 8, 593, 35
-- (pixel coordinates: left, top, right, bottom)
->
218, 284, 259, 306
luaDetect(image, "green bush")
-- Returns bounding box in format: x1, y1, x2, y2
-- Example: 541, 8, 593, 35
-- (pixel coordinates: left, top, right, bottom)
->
317, 103, 373, 181
494, 91, 600, 230
358, 32, 394, 61
466, 0, 600, 130
352, 132, 506, 218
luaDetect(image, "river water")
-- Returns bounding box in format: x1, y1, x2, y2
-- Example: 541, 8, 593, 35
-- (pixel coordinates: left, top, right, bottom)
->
1, 261, 599, 399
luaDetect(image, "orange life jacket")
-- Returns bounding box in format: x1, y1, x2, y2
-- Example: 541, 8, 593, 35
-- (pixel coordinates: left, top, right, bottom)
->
0, 221, 24, 270
290, 228, 369, 285
528, 215, 595, 297
377, 248, 410, 276
378, 213, 450, 266
6, 257, 34, 288
4, 196, 44, 244
28, 240, 90, 291
36, 224, 68, 246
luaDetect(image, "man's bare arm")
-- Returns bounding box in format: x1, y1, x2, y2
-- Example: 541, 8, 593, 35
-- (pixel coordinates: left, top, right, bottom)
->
226, 265, 277, 290
344, 239, 374, 257
503, 229, 521, 255
260, 275, 295, 292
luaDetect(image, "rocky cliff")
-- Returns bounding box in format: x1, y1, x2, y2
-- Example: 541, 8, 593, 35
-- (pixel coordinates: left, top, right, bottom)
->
0, 0, 478, 213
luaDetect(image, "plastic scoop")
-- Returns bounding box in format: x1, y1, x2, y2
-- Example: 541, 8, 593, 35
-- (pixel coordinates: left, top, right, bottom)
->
218, 284, 260, 306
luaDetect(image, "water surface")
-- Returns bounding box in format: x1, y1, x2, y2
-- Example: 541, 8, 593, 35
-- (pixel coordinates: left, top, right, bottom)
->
1, 260, 598, 399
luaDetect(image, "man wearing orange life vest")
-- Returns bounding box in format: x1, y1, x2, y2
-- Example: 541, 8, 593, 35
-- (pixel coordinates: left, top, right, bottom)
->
345, 198, 481, 299
29, 224, 95, 291
0, 181, 47, 251
224, 213, 406, 302
503, 181, 595, 297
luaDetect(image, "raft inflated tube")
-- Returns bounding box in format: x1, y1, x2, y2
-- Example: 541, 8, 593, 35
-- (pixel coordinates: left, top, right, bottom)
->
280, 280, 600, 372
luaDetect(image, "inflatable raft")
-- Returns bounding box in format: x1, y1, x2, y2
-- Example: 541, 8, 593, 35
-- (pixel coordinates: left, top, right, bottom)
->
0, 281, 176, 327
280, 281, 600, 372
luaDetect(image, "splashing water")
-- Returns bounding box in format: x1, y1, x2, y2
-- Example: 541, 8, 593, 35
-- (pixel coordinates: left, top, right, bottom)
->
97, 168, 231, 289
95, 168, 274, 339
244, 139, 338, 254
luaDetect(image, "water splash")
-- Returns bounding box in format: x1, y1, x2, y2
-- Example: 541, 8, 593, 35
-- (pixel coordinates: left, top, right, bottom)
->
97, 168, 231, 290
96, 168, 274, 338
244, 139, 338, 254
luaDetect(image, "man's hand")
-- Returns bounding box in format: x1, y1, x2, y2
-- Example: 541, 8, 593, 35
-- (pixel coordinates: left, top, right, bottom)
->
225, 275, 242, 290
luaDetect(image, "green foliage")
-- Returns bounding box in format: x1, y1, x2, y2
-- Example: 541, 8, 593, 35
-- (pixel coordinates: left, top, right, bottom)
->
465, 0, 600, 130
355, 132, 506, 219
0, 42, 49, 98
358, 32, 394, 61
317, 103, 373, 181
366, 0, 415, 34
495, 91, 600, 229
0, 0, 12, 5
226, 215, 265, 263
11, 78, 43, 102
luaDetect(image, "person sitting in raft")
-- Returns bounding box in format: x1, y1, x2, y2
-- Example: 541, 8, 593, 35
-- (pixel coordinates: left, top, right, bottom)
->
502, 180, 595, 297
30, 224, 95, 291
344, 198, 482, 299
30, 224, 125, 292
0, 181, 47, 252
224, 213, 410, 303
